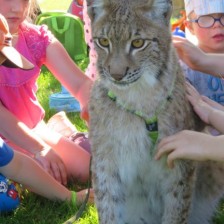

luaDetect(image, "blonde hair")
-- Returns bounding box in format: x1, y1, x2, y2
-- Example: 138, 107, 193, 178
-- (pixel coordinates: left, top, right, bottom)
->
27, 0, 41, 23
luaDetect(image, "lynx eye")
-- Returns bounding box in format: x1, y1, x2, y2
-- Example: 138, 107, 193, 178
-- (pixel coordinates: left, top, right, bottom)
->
98, 38, 110, 48
131, 39, 145, 48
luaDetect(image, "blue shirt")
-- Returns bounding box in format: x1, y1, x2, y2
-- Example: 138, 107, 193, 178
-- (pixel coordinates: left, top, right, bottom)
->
182, 62, 224, 106
0, 138, 14, 167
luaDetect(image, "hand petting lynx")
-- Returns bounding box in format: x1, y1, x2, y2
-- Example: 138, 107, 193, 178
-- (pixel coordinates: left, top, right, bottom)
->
87, 0, 224, 223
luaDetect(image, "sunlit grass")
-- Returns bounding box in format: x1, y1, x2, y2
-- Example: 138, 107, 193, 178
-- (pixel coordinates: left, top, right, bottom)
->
38, 0, 71, 12
37, 66, 87, 131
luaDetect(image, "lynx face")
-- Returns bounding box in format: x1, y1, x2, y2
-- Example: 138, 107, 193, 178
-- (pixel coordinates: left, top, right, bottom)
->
89, 0, 173, 88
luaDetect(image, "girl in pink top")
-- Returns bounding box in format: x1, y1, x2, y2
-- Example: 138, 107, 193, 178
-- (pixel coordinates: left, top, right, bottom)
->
0, 0, 93, 195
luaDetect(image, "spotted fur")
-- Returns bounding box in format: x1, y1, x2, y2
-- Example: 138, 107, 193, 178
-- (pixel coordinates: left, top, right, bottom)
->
87, 0, 224, 223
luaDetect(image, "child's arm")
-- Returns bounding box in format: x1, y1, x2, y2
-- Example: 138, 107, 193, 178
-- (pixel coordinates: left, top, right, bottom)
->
155, 82, 224, 167
173, 36, 224, 76
44, 39, 93, 115
0, 149, 94, 204
0, 150, 71, 201
0, 102, 68, 185
186, 82, 224, 133
155, 131, 224, 168
0, 102, 48, 153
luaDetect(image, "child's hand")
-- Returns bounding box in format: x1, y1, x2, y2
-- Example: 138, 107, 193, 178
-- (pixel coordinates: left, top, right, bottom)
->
155, 130, 213, 168
35, 148, 67, 186
201, 95, 224, 112
186, 82, 213, 124
172, 36, 204, 70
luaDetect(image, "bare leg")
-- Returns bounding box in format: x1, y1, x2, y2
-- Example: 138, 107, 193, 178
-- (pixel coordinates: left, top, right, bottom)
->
33, 121, 91, 183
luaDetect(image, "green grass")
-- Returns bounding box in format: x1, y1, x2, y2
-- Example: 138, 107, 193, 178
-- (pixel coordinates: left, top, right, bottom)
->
0, 191, 97, 224
37, 66, 87, 131
38, 0, 71, 12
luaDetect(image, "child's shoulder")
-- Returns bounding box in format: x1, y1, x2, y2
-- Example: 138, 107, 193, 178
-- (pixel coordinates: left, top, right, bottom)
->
18, 21, 54, 64
19, 21, 54, 42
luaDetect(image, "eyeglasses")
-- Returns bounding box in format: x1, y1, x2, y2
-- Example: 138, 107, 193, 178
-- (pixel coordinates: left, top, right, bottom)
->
189, 15, 224, 28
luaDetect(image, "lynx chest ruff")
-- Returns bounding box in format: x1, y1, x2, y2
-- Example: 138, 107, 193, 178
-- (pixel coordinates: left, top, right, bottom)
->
89, 78, 196, 224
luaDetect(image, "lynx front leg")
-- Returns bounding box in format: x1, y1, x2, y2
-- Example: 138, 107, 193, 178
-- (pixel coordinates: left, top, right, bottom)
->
162, 189, 191, 224
162, 165, 196, 224
92, 162, 125, 224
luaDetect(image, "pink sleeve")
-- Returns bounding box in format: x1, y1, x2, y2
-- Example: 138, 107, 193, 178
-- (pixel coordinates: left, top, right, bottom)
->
20, 22, 54, 67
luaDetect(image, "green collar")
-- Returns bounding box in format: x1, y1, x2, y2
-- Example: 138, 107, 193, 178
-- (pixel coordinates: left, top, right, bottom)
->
107, 78, 175, 150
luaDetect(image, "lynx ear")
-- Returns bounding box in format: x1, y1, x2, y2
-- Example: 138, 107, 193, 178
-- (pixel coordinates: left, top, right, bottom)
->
137, 0, 173, 26
86, 0, 106, 24
87, 0, 172, 27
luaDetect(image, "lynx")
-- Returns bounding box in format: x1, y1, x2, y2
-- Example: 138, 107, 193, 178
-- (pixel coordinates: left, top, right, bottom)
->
87, 0, 224, 223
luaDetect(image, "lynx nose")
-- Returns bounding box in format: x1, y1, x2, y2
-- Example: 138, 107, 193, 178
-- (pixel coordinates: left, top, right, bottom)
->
111, 73, 124, 81
110, 67, 129, 81
109, 54, 129, 81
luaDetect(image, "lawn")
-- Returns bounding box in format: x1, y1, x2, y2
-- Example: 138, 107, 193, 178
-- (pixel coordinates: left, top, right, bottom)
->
1, 0, 224, 223
38, 0, 71, 12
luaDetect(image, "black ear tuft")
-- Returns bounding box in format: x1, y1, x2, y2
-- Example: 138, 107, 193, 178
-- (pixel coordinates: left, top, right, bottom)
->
141, 0, 173, 27
86, 0, 106, 25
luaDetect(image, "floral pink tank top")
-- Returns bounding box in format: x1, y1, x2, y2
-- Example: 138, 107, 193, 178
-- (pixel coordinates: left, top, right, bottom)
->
0, 21, 53, 129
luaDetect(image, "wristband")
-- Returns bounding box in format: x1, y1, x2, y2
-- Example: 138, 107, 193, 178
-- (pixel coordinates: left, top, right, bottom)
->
71, 191, 77, 207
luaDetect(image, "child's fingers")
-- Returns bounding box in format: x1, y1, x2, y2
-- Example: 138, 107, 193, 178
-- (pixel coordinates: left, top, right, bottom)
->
167, 154, 175, 169
186, 83, 203, 106
202, 95, 224, 111
52, 162, 67, 185
186, 82, 199, 97
155, 142, 176, 169
155, 138, 175, 160
172, 35, 186, 46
